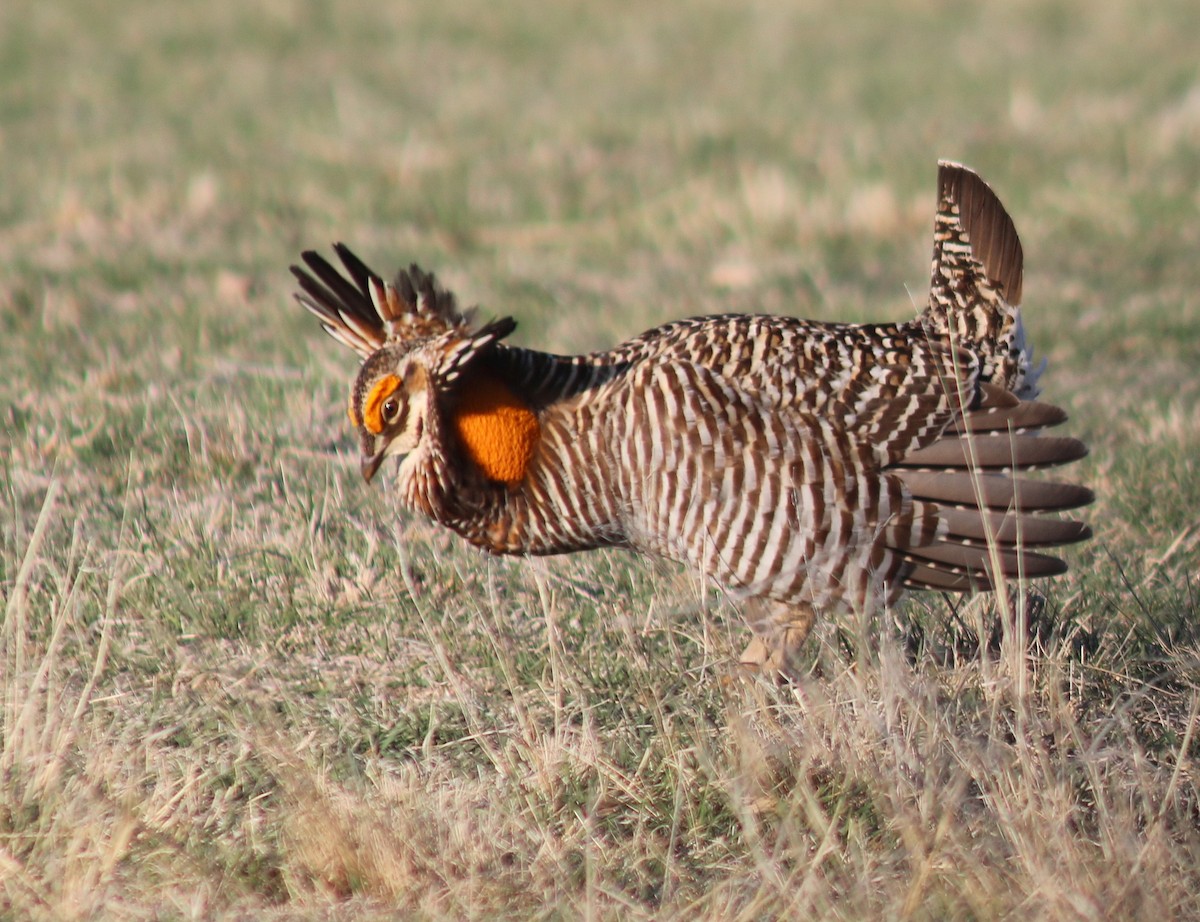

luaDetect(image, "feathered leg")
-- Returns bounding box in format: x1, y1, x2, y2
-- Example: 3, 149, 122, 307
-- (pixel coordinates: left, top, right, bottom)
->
738, 599, 817, 680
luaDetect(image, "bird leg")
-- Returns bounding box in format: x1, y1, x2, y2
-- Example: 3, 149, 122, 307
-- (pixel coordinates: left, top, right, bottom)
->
738, 599, 817, 680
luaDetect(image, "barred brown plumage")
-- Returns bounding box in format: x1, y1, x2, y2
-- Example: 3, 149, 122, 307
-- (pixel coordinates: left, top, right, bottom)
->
292, 161, 1093, 677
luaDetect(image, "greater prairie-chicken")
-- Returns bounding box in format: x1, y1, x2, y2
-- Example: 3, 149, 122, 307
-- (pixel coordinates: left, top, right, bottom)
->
293, 161, 1093, 675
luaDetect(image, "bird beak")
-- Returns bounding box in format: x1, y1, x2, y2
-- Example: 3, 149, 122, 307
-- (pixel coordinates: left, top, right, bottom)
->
361, 450, 386, 483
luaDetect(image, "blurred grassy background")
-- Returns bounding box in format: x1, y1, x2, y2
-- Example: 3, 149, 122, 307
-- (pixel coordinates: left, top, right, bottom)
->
3, 0, 1200, 918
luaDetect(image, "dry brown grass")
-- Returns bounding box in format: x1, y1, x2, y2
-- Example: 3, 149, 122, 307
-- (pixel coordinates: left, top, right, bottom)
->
5, 480, 1200, 919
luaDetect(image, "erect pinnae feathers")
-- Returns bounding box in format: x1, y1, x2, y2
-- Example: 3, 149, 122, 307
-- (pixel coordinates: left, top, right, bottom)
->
397, 265, 451, 319
330, 242, 377, 299
291, 245, 514, 361
292, 248, 386, 358
367, 276, 403, 323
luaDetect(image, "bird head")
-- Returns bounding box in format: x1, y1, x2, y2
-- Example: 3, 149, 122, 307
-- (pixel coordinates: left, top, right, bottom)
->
349, 346, 434, 482
293, 245, 517, 483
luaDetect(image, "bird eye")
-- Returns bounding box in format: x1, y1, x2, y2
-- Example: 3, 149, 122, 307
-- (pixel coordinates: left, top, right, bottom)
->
382, 395, 401, 423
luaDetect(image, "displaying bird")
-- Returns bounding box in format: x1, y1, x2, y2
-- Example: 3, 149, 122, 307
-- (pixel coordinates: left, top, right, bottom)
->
292, 161, 1093, 676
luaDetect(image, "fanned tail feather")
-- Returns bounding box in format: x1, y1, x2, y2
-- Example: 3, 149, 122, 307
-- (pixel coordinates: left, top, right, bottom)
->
887, 386, 1092, 593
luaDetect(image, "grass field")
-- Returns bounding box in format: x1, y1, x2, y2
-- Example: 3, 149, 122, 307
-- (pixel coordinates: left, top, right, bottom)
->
4, 0, 1200, 918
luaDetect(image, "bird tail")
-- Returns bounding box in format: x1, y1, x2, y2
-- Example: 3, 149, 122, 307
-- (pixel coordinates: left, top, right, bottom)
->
889, 385, 1093, 593
921, 161, 1044, 398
